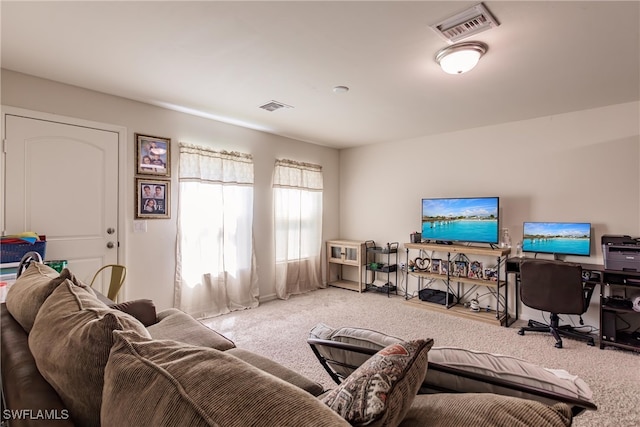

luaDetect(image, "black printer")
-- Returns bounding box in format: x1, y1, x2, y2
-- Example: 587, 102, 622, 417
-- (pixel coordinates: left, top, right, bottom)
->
602, 234, 640, 271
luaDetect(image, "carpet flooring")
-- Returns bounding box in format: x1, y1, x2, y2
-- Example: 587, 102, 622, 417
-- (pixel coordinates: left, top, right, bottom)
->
201, 286, 640, 427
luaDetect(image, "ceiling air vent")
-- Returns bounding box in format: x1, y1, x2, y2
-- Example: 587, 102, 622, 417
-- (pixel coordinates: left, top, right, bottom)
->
259, 100, 293, 112
430, 2, 499, 43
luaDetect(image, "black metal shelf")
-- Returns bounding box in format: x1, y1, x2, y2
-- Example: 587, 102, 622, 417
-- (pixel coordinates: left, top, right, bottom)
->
364, 240, 398, 298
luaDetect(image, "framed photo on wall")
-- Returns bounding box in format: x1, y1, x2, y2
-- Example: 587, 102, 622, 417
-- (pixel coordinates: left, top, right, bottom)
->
136, 178, 170, 219
136, 133, 171, 176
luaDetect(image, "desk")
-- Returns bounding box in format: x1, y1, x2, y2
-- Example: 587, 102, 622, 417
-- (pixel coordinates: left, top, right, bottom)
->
506, 258, 640, 352
505, 258, 604, 325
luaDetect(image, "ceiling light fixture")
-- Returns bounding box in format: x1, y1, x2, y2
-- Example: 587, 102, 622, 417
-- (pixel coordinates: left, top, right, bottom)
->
333, 85, 349, 93
435, 41, 488, 75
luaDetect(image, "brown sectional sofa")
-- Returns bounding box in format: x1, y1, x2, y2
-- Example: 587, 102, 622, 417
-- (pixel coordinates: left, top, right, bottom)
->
1, 264, 327, 427
1, 263, 580, 427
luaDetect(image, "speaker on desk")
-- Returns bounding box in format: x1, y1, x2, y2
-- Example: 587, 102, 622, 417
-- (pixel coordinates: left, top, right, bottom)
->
601, 311, 617, 342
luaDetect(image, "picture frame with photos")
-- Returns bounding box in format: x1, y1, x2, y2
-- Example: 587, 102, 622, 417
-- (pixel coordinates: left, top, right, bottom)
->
136, 178, 170, 219
440, 260, 450, 276
484, 266, 499, 281
136, 133, 171, 176
468, 260, 484, 279
453, 260, 468, 277
431, 259, 441, 274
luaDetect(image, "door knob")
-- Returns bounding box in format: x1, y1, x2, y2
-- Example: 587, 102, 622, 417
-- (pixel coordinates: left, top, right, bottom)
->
106, 241, 115, 249
107, 227, 115, 234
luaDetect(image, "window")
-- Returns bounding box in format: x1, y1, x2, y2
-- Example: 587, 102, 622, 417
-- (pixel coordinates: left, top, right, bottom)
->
175, 143, 257, 318
273, 159, 323, 299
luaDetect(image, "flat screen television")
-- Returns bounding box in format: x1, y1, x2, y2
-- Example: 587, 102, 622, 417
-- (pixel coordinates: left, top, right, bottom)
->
522, 222, 591, 257
421, 197, 499, 245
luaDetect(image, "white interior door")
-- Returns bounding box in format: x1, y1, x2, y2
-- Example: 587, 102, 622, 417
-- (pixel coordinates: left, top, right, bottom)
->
4, 114, 119, 291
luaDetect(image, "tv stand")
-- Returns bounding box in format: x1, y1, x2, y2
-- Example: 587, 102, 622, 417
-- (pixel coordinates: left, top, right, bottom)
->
404, 242, 513, 326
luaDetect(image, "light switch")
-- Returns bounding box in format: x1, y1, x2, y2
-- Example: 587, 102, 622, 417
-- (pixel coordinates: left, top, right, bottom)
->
133, 220, 147, 233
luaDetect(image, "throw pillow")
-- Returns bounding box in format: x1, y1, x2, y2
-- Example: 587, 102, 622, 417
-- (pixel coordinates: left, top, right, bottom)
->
399, 393, 572, 427
110, 299, 157, 326
5, 262, 65, 332
29, 280, 151, 427
101, 330, 350, 427
321, 339, 433, 427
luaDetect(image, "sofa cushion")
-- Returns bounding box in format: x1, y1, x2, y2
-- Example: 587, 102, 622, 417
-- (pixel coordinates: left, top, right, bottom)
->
309, 322, 404, 380
29, 279, 151, 427
148, 308, 235, 350
311, 323, 403, 348
226, 347, 324, 396
110, 298, 157, 327
101, 330, 350, 427
5, 262, 65, 332
426, 347, 594, 407
310, 323, 593, 408
399, 393, 572, 427
321, 339, 433, 427
0, 304, 75, 427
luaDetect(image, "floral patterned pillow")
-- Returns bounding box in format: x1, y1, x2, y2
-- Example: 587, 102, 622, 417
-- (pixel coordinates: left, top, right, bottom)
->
321, 339, 433, 427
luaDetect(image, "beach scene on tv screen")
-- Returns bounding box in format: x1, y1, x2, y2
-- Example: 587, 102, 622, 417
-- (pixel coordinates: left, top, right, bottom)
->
421, 198, 498, 243
522, 222, 591, 255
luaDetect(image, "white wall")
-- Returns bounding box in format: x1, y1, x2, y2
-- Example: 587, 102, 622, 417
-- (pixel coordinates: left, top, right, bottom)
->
1, 70, 340, 310
339, 101, 640, 327
4, 68, 640, 329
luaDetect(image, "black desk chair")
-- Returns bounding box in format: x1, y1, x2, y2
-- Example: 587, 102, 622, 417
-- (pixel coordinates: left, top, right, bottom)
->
517, 259, 596, 348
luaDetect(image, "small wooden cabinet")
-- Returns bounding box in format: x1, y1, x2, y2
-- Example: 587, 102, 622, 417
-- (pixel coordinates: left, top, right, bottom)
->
326, 240, 367, 292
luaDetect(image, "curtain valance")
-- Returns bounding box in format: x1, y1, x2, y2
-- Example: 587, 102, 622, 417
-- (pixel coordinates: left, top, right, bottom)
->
273, 159, 323, 190
179, 143, 253, 184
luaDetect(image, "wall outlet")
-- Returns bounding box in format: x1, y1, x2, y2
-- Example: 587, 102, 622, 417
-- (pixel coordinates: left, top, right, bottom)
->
399, 262, 406, 271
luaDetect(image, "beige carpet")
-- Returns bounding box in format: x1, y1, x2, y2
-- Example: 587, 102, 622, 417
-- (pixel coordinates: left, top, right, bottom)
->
201, 286, 640, 427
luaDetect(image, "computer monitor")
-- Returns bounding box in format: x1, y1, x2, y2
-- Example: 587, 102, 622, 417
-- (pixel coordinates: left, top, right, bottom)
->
522, 222, 591, 257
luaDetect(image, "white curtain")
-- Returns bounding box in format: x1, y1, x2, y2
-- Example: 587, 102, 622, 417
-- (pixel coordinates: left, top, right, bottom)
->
175, 143, 258, 318
273, 159, 323, 299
